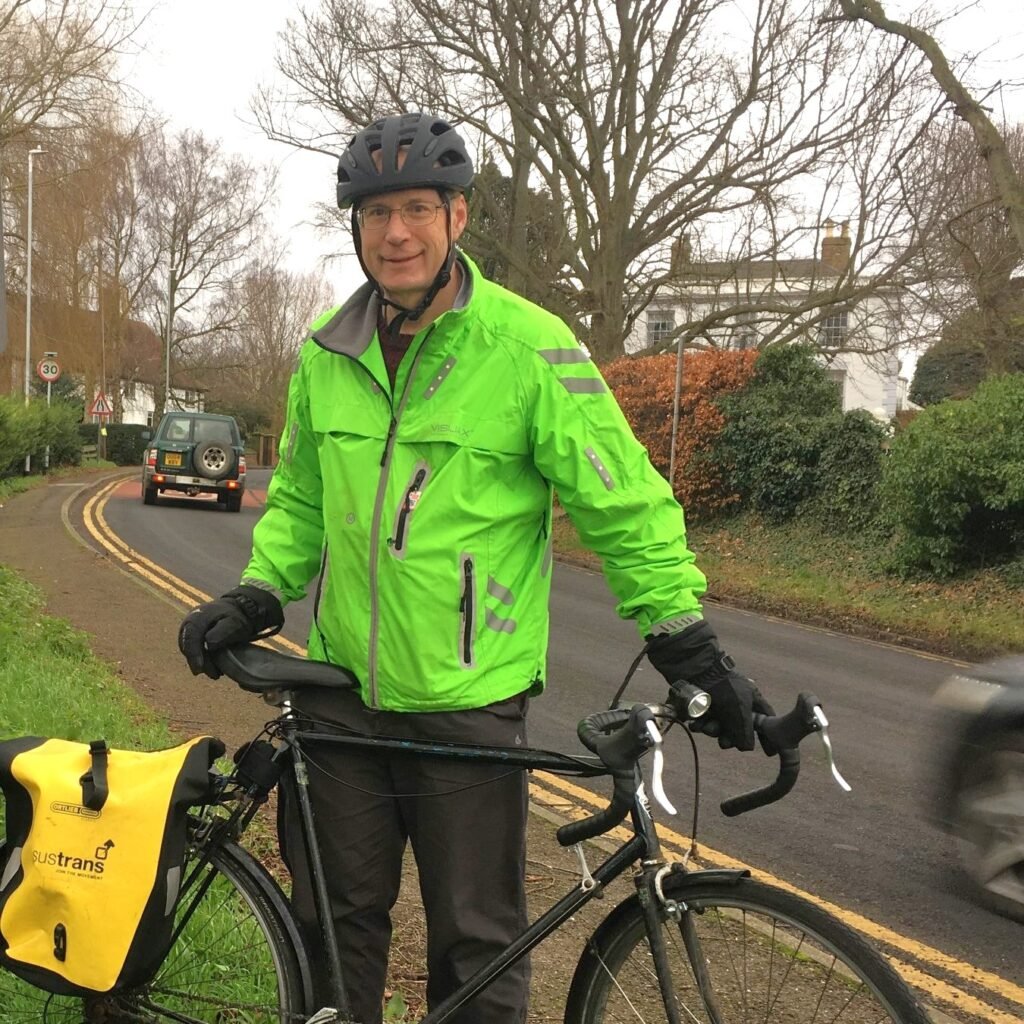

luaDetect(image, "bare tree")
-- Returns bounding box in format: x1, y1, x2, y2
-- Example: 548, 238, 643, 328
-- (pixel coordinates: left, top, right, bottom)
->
0, 0, 137, 355
203, 252, 333, 432
901, 121, 1024, 374
833, 0, 1024, 261
140, 129, 275, 416
255, 0, 951, 361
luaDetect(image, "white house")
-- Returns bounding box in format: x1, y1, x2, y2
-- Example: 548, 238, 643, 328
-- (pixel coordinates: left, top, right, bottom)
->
627, 223, 905, 420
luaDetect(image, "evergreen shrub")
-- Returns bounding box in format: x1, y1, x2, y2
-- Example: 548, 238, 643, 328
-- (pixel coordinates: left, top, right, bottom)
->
713, 346, 842, 522
880, 374, 1024, 575
812, 410, 888, 531
106, 424, 150, 466
0, 397, 83, 475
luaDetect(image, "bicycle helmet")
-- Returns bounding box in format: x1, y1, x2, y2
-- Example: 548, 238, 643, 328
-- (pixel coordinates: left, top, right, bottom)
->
336, 112, 474, 209
338, 113, 475, 334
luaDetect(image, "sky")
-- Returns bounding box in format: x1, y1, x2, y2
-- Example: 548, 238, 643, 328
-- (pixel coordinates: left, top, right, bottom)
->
123, 0, 1024, 311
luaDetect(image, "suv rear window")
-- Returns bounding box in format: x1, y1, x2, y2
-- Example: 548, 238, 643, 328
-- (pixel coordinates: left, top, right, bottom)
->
159, 416, 240, 445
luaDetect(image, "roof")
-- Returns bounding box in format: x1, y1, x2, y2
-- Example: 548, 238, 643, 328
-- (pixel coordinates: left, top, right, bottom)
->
673, 257, 833, 283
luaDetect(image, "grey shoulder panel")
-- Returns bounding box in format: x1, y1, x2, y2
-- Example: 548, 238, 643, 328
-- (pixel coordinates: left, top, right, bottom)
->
312, 282, 379, 356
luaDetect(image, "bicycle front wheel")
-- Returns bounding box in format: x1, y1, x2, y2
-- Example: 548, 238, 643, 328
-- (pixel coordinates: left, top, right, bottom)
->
0, 839, 310, 1023
566, 873, 930, 1024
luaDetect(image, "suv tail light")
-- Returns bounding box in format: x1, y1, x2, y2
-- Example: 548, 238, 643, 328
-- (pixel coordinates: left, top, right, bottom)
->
238, 456, 247, 474
146, 449, 157, 467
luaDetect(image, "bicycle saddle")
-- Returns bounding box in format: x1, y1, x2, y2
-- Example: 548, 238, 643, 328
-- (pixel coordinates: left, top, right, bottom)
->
212, 644, 359, 693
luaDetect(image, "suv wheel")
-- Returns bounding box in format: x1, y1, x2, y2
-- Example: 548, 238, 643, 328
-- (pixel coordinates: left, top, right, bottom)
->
192, 440, 236, 480
143, 484, 158, 506
224, 493, 243, 513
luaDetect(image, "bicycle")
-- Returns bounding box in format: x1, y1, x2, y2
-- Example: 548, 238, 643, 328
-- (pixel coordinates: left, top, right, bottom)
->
0, 643, 931, 1024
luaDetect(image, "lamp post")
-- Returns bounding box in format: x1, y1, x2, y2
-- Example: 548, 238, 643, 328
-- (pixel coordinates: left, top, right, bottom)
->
23, 147, 46, 473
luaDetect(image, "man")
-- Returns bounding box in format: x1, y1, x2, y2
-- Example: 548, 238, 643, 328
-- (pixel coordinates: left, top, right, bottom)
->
179, 112, 772, 1024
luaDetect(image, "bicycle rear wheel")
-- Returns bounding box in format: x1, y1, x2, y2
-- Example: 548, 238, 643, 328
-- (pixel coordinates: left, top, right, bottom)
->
0, 839, 310, 1022
566, 873, 930, 1024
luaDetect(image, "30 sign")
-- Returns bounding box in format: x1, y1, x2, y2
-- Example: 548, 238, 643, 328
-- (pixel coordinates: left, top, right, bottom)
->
36, 357, 61, 383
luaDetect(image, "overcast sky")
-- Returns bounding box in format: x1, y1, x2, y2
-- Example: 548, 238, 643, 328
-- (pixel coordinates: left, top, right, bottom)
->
124, 0, 1024, 311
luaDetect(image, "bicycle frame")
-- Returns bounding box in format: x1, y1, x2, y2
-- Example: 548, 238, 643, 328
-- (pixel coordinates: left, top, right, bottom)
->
265, 706, 705, 1024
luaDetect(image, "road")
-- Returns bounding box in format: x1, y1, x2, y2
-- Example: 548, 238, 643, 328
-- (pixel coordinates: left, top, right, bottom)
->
81, 469, 1023, 1021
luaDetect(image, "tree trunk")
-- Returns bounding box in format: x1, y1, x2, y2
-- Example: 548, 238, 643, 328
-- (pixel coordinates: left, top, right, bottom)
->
836, 0, 1024, 262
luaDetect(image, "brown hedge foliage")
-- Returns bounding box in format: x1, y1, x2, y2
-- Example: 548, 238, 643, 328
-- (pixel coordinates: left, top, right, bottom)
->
602, 349, 758, 517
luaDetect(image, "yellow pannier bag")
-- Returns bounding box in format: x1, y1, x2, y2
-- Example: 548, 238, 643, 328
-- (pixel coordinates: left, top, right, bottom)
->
0, 735, 223, 996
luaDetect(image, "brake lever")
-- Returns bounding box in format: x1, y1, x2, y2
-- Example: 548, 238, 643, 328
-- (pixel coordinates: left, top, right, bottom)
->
644, 719, 678, 816
811, 706, 851, 792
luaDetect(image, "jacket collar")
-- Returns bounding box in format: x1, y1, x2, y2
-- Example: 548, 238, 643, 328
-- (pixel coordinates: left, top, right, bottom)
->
313, 251, 475, 357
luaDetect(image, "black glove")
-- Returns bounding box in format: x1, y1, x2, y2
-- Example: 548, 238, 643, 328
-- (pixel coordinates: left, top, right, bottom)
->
646, 620, 774, 752
178, 585, 284, 679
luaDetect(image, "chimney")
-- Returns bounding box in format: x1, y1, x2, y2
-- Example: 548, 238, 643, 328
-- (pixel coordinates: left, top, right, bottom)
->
670, 233, 693, 277
821, 219, 851, 275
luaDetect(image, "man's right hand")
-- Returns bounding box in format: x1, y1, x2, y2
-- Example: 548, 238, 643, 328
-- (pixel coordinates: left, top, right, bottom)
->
178, 585, 284, 679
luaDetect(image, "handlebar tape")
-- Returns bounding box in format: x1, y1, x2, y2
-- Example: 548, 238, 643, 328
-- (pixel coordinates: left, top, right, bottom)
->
556, 708, 648, 847
719, 693, 823, 815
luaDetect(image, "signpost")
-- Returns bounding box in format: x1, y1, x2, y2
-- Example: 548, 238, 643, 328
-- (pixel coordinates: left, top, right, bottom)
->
38, 353, 60, 470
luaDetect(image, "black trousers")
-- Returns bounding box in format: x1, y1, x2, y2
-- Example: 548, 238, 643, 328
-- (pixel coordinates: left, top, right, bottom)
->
279, 687, 530, 1024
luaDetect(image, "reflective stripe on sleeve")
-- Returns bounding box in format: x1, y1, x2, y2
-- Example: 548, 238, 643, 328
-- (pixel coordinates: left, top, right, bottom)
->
539, 348, 590, 365
584, 447, 615, 490
559, 377, 608, 394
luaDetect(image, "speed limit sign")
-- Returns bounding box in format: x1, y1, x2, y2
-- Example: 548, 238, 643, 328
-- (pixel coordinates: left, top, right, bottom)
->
36, 357, 61, 383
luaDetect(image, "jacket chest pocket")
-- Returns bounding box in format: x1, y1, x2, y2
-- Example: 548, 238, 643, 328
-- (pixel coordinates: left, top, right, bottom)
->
389, 462, 431, 559
308, 397, 390, 442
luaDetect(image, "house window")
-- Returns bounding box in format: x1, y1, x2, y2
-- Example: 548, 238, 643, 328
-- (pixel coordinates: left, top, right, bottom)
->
826, 367, 847, 407
647, 310, 676, 347
123, 381, 136, 402
819, 310, 849, 347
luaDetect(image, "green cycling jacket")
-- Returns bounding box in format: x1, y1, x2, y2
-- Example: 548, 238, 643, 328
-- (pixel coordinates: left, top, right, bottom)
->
242, 253, 707, 711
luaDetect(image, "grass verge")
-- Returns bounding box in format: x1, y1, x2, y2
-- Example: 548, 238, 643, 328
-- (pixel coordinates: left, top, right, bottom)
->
0, 564, 172, 744
552, 511, 1024, 661
0, 459, 118, 506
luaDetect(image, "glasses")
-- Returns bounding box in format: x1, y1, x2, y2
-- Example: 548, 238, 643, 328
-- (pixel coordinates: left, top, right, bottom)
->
356, 200, 446, 231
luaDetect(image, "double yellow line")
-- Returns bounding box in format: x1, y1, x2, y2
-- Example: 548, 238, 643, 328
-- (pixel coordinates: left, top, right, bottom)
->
78, 475, 1023, 1023
78, 476, 304, 655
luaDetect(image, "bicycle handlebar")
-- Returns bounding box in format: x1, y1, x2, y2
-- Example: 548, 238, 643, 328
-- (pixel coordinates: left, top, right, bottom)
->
555, 690, 836, 847
720, 692, 826, 816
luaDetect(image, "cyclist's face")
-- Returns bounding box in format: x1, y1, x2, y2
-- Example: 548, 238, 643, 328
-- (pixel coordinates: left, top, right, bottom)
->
358, 187, 468, 307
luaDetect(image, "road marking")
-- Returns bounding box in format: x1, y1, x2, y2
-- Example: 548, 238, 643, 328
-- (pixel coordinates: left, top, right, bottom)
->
82, 480, 305, 656
81, 479, 1018, 1021
530, 773, 1024, 1022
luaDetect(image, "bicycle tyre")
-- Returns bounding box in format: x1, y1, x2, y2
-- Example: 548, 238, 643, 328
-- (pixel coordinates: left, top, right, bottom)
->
565, 873, 930, 1024
0, 838, 311, 1023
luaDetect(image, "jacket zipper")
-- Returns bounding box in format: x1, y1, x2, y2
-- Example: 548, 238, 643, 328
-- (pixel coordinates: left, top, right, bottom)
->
311, 544, 332, 660
366, 326, 437, 705
392, 467, 427, 554
459, 555, 476, 668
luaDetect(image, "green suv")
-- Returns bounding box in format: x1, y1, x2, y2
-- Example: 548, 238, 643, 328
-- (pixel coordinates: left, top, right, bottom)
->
141, 412, 246, 512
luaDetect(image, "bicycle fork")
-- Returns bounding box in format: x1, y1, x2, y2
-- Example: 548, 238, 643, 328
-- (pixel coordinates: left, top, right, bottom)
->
637, 862, 728, 1024
637, 866, 686, 1024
